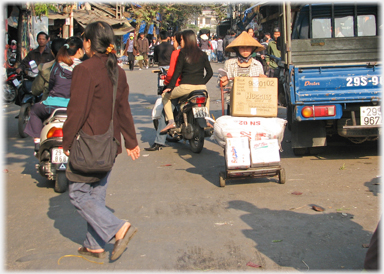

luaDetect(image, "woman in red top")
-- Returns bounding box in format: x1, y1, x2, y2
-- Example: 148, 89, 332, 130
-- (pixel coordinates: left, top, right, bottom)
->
164, 32, 182, 86
144, 32, 183, 151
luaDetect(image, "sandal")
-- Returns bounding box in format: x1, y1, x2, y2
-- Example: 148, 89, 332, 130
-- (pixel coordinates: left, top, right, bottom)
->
111, 225, 138, 260
78, 246, 106, 259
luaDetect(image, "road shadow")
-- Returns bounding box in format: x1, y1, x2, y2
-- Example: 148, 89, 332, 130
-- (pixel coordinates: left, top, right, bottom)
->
364, 176, 381, 197
46, 192, 117, 252
227, 200, 373, 270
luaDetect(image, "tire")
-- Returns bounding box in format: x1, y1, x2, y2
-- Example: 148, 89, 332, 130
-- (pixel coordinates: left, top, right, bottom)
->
149, 57, 154, 67
293, 147, 307, 156
279, 168, 286, 184
18, 103, 31, 138
189, 124, 205, 153
3, 83, 17, 103
219, 172, 226, 187
54, 171, 68, 193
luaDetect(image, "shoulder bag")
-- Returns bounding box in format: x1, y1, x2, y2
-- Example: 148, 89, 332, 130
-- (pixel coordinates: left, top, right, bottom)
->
68, 68, 120, 174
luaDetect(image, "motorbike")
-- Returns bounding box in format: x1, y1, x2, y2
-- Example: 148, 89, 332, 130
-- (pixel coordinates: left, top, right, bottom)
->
14, 61, 40, 138
166, 89, 213, 153
152, 67, 213, 153
148, 46, 155, 68
3, 68, 20, 103
35, 107, 69, 193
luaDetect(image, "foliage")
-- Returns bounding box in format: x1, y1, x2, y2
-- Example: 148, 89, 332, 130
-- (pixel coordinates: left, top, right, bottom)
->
125, 3, 204, 34
33, 3, 58, 18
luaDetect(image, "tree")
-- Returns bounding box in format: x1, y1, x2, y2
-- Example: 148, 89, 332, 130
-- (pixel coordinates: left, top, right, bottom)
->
125, 3, 203, 34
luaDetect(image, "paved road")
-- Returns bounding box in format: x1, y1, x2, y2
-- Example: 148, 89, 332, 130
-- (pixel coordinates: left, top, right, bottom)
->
4, 62, 380, 271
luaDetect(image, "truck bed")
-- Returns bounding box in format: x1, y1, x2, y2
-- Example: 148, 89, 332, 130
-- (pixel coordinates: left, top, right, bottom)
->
292, 64, 381, 104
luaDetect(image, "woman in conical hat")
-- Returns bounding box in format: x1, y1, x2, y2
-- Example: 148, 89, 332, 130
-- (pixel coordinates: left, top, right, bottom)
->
220, 31, 266, 88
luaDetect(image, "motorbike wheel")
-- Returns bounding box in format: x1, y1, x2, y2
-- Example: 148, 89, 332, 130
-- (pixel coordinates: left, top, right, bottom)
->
18, 103, 31, 138
3, 83, 17, 103
54, 171, 68, 193
189, 123, 205, 153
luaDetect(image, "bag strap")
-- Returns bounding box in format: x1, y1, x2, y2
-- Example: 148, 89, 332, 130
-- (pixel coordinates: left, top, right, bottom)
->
111, 66, 119, 122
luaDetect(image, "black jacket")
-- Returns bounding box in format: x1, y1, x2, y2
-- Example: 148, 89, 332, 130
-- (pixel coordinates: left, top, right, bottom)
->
154, 42, 174, 67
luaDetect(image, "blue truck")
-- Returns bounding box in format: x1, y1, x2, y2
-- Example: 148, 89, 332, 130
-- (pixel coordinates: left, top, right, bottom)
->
254, 3, 381, 155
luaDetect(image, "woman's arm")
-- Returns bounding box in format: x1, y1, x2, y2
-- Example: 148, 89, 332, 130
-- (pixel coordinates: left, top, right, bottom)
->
62, 65, 94, 152
164, 50, 180, 86
167, 50, 185, 90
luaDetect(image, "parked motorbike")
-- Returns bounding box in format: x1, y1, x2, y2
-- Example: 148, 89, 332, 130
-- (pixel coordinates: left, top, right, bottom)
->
5, 40, 17, 69
148, 46, 155, 68
3, 68, 20, 103
35, 108, 69, 193
15, 61, 40, 138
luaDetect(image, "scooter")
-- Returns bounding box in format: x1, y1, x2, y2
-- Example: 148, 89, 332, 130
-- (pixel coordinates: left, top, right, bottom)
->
35, 108, 69, 193
14, 61, 40, 138
3, 68, 20, 103
148, 46, 155, 68
163, 89, 214, 153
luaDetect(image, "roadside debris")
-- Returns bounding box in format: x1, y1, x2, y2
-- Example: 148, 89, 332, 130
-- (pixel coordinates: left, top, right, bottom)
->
291, 191, 302, 195
312, 205, 325, 212
272, 240, 283, 243
246, 262, 261, 268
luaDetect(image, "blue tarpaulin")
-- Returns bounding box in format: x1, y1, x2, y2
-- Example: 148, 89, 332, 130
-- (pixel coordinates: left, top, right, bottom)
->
139, 21, 146, 33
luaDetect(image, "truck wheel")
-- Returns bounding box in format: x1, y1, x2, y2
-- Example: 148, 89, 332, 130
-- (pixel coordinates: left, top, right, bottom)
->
54, 171, 68, 193
279, 168, 286, 184
18, 103, 31, 138
293, 148, 307, 156
219, 172, 226, 187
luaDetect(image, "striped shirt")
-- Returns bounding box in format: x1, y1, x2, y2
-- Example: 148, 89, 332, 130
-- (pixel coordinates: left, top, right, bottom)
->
224, 58, 264, 80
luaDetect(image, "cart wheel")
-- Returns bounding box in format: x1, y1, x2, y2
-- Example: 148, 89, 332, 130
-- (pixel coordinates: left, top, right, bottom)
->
279, 168, 286, 184
219, 172, 226, 187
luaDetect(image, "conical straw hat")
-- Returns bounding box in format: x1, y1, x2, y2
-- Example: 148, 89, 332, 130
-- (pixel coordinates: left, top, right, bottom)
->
225, 31, 265, 52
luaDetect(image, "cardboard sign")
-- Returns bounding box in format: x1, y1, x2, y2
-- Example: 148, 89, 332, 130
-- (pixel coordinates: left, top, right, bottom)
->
250, 139, 280, 168
230, 77, 278, 117
225, 137, 251, 170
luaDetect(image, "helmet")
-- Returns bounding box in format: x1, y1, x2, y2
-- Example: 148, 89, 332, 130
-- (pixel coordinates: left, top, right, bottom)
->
225, 31, 265, 52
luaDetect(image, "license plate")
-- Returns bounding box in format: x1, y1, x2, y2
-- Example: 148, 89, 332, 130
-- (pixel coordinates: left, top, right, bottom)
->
360, 106, 382, 125
52, 148, 68, 164
159, 79, 164, 86
193, 107, 209, 118
12, 78, 19, 86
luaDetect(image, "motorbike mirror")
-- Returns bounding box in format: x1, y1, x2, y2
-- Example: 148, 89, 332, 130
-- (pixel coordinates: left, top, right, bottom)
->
29, 60, 38, 74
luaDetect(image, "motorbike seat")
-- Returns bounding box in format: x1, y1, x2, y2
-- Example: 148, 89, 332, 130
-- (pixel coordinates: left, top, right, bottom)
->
43, 108, 67, 125
178, 89, 208, 104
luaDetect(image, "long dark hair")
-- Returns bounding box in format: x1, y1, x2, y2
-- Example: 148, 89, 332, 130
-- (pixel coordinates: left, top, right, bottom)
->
56, 36, 83, 66
174, 32, 182, 47
83, 21, 117, 85
182, 30, 203, 64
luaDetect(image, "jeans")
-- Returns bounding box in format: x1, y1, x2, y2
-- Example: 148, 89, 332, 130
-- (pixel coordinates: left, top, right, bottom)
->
154, 100, 176, 145
139, 53, 148, 69
217, 51, 223, 62
68, 171, 125, 250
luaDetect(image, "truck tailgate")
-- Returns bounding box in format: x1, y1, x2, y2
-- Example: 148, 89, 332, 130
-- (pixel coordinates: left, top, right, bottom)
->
294, 64, 381, 103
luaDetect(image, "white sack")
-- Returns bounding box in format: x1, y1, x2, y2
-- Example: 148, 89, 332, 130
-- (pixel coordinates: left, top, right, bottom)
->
213, 115, 287, 149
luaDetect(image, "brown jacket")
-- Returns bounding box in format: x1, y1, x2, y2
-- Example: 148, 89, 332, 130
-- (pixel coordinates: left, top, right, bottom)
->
63, 53, 138, 155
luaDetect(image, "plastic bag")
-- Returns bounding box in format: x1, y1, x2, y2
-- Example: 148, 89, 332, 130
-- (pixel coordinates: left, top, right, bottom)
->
151, 96, 163, 120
